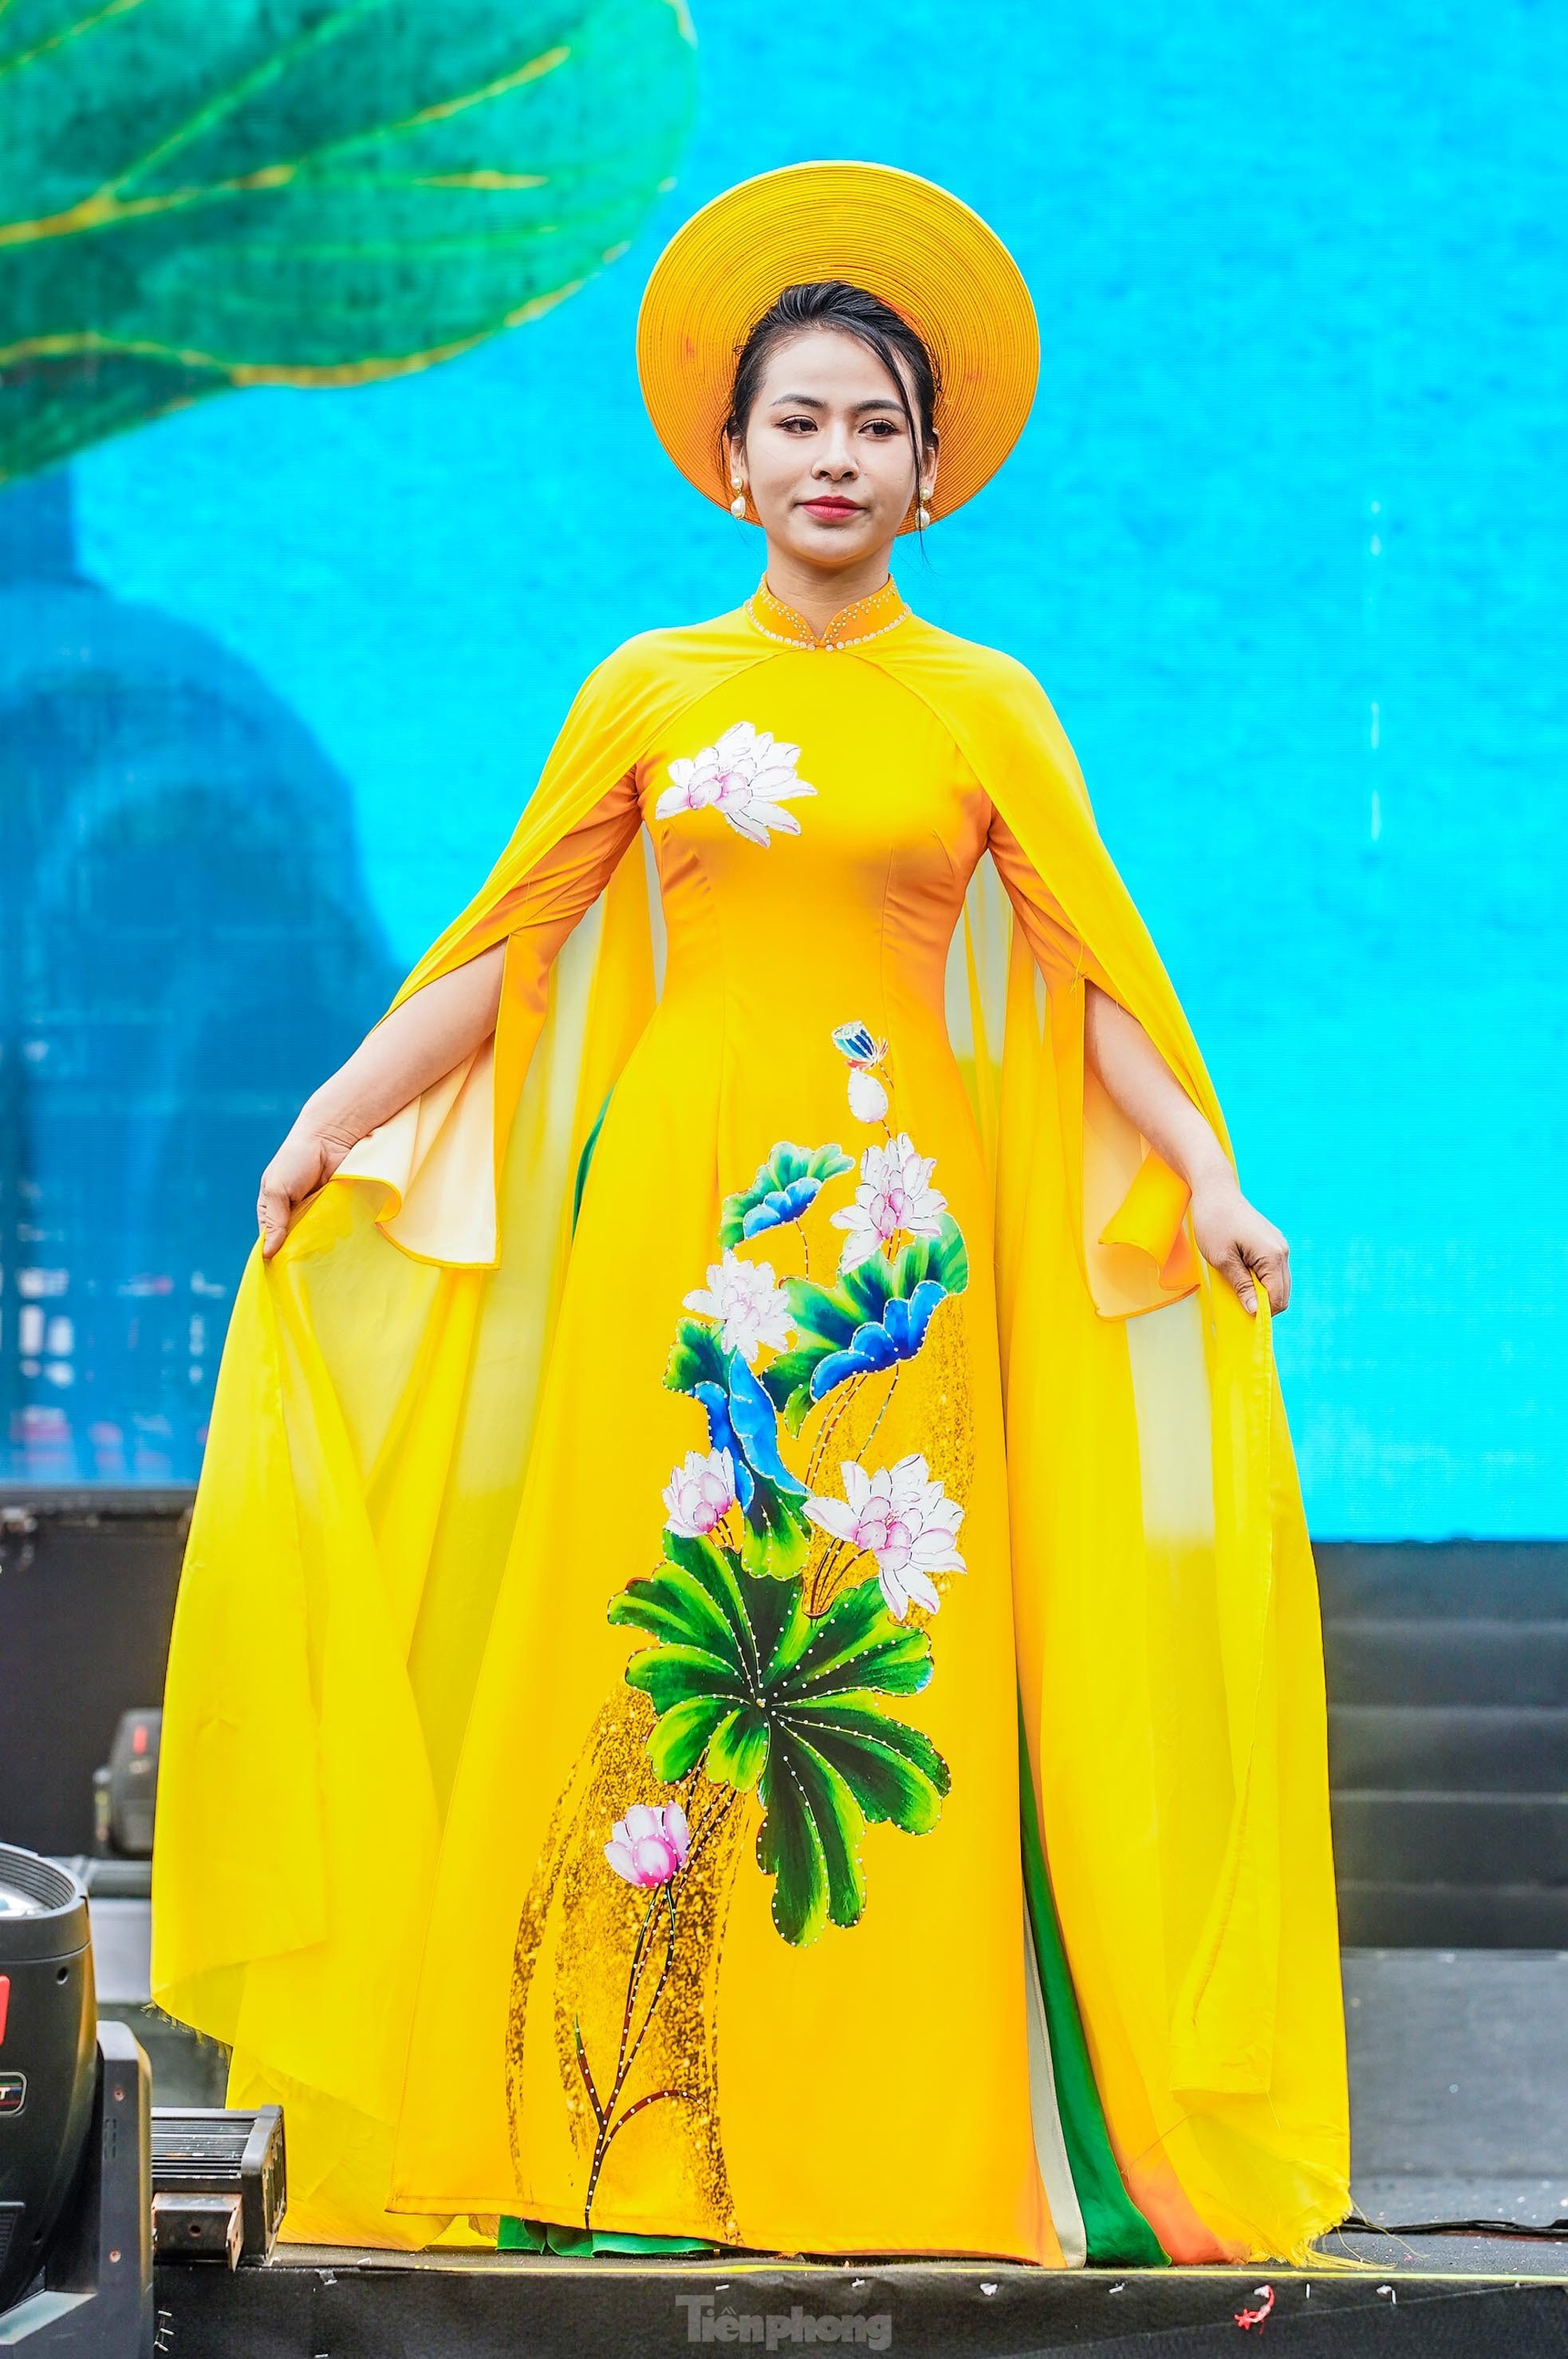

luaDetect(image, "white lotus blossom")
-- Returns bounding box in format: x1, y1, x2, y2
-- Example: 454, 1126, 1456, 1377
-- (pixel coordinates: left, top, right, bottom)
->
829, 1133, 947, 1271
683, 1248, 794, 1363
847, 1066, 889, 1123
804, 1454, 967, 1620
662, 1448, 738, 1539
654, 720, 817, 847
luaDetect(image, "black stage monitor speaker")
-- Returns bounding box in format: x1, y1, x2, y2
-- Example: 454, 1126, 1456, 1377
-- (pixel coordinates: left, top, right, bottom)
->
0, 1848, 96, 2310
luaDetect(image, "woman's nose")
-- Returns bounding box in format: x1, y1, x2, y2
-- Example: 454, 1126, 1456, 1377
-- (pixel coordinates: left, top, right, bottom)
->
813, 432, 858, 478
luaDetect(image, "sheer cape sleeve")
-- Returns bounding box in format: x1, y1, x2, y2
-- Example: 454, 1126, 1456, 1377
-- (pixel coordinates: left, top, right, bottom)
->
873, 619, 1349, 2267
150, 614, 773, 2247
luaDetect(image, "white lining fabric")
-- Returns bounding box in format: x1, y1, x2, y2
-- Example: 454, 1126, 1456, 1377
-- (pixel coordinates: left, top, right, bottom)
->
1022, 1922, 1089, 2267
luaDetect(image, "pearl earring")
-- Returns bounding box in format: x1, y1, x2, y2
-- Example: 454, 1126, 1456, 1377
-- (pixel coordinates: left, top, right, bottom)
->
730, 474, 748, 521
916, 499, 932, 530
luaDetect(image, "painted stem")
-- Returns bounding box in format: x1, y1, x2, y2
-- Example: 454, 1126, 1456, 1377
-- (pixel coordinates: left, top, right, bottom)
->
806, 1368, 869, 1492
572, 2014, 605, 2131
585, 1884, 676, 2225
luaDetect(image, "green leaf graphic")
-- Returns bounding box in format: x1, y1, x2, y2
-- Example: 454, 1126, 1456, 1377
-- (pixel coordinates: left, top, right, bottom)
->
609, 1537, 950, 1947
0, 0, 698, 479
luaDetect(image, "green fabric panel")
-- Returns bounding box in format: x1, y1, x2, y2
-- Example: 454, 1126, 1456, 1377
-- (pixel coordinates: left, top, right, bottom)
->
1018, 1702, 1168, 2267
498, 2213, 721, 2256
571, 1088, 616, 1234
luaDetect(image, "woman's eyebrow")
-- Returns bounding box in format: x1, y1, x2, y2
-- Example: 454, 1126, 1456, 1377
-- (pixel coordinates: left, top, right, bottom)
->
767, 394, 904, 414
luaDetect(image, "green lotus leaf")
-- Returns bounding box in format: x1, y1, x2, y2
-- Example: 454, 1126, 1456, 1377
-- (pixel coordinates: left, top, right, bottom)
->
758, 1738, 862, 1943
640, 1693, 731, 1783
0, 0, 697, 480
664, 1317, 727, 1401
782, 1702, 950, 1832
609, 1543, 950, 1945
704, 1706, 769, 1791
736, 1482, 812, 1584
719, 1139, 854, 1249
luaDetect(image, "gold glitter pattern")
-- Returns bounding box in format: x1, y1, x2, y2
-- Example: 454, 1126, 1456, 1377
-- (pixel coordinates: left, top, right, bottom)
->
504, 1682, 746, 2237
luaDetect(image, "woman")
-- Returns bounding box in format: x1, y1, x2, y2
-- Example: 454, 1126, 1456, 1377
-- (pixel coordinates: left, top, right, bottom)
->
152, 162, 1349, 2269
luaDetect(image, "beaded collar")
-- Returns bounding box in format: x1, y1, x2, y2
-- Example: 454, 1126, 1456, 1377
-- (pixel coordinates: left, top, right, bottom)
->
746, 574, 911, 652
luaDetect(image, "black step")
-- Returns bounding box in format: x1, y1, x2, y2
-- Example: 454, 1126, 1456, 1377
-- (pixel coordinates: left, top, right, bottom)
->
1329, 1705, 1568, 1793
1330, 1793, 1568, 1888
1323, 1620, 1568, 1708
1315, 1541, 1568, 1623
1336, 1880, 1568, 1947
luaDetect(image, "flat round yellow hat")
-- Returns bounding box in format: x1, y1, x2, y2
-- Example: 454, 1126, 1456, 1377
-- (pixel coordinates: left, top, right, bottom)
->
636, 160, 1039, 531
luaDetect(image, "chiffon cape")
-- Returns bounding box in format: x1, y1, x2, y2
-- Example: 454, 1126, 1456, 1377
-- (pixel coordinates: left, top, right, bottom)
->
151, 608, 1350, 2264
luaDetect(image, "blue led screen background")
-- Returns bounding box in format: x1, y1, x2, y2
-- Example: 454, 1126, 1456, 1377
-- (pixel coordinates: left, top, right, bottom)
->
2, 0, 1563, 1535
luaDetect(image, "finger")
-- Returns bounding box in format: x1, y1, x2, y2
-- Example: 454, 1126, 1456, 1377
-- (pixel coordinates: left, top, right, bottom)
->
1219, 1249, 1259, 1316
258, 1181, 291, 1260
1245, 1248, 1288, 1317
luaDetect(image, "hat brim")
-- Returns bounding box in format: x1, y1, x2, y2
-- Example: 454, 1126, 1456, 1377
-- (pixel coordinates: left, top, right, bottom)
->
636, 161, 1039, 531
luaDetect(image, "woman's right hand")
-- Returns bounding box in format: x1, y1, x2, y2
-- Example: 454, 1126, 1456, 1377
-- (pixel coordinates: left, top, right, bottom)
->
254, 942, 508, 1262
257, 1127, 357, 1260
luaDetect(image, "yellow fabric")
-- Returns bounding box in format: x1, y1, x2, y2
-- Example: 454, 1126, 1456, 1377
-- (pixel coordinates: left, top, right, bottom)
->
635, 160, 1038, 526
152, 582, 1349, 2266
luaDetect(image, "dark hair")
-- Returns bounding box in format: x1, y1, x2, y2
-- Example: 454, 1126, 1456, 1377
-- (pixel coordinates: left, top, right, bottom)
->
721, 280, 940, 527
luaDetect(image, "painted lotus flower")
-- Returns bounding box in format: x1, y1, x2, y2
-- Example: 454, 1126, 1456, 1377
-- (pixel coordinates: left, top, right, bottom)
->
830, 1134, 947, 1271
832, 1019, 891, 1124
654, 720, 817, 847
804, 1454, 967, 1620
662, 1447, 737, 1539
605, 1801, 691, 1888
683, 1249, 794, 1364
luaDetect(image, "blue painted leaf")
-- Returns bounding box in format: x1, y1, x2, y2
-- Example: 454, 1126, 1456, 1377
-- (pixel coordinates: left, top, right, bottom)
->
727, 1353, 806, 1499
810, 1278, 948, 1400
690, 1381, 753, 1510
719, 1141, 853, 1248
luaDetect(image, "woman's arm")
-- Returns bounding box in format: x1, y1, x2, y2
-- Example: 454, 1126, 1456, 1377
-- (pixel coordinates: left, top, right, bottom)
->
258, 942, 505, 1259
1085, 980, 1290, 1316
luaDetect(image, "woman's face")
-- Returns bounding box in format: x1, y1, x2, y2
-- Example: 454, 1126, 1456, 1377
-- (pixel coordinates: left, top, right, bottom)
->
728, 327, 938, 572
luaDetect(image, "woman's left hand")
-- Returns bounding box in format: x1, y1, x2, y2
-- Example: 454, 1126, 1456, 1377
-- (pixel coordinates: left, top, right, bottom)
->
1188, 1177, 1291, 1316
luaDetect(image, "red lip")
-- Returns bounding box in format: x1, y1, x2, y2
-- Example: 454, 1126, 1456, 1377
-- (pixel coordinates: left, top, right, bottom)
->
802, 498, 862, 518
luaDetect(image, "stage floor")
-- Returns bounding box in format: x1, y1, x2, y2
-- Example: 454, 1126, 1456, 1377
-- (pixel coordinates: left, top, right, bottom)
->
157, 2236, 1568, 2359
112, 1912, 1568, 2348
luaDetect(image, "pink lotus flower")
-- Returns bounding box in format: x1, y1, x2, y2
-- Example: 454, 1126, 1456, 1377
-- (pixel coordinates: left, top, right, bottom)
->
829, 1134, 947, 1272
804, 1454, 966, 1619
654, 720, 817, 847
662, 1448, 737, 1538
605, 1801, 691, 1888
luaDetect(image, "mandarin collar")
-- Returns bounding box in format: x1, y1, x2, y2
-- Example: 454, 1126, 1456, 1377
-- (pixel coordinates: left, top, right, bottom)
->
746, 574, 911, 652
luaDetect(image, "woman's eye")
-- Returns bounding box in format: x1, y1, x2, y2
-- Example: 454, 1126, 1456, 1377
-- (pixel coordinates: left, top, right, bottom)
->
864, 420, 900, 438
779, 416, 816, 432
